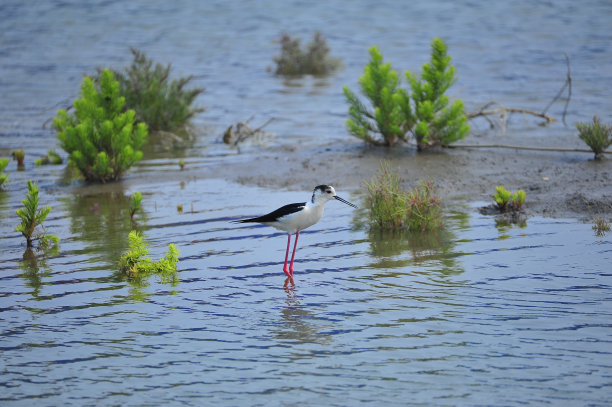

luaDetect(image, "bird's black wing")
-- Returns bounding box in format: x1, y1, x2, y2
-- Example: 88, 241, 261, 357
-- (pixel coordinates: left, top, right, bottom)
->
234, 202, 305, 223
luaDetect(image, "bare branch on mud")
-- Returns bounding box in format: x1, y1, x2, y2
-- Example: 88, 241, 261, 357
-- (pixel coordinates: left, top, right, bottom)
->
467, 102, 555, 136
222, 116, 275, 146
448, 143, 611, 155
542, 53, 572, 126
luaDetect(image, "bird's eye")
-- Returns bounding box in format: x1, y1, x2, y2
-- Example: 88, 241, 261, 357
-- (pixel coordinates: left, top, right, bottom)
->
326, 190, 332, 194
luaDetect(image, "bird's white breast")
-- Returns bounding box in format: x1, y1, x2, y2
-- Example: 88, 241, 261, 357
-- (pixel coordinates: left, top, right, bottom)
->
267, 203, 325, 233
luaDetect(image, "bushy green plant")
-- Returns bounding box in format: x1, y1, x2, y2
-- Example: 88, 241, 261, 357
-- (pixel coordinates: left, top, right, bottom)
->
53, 68, 148, 183
14, 180, 60, 249
344, 38, 469, 149
274, 31, 342, 76
365, 161, 442, 231
112, 48, 204, 133
343, 46, 410, 146
0, 158, 9, 188
119, 231, 179, 284
576, 116, 612, 160
129, 192, 142, 220
407, 38, 470, 150
494, 185, 526, 212
35, 150, 63, 166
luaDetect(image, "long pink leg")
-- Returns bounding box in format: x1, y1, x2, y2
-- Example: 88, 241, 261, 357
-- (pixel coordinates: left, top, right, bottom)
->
289, 231, 300, 276
283, 234, 292, 277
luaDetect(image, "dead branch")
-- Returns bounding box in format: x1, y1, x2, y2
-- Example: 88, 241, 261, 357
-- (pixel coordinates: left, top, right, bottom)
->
222, 117, 275, 146
467, 102, 555, 136
448, 143, 611, 155
542, 53, 572, 126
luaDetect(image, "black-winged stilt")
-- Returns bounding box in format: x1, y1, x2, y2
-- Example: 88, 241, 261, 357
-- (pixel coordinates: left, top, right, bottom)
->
234, 185, 357, 280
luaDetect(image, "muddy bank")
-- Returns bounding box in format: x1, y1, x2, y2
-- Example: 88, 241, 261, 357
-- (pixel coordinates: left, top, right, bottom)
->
188, 135, 611, 221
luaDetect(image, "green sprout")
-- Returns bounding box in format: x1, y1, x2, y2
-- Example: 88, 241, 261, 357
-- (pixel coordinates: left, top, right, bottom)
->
0, 158, 9, 188
129, 192, 142, 220
494, 185, 512, 211
12, 149, 25, 166
35, 150, 63, 166
14, 180, 60, 249
511, 189, 526, 211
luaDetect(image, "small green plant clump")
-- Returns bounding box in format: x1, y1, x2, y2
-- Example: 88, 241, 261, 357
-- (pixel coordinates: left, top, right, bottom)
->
0, 158, 9, 188
14, 180, 60, 249
112, 48, 205, 133
119, 231, 179, 284
12, 149, 25, 166
344, 38, 469, 149
576, 116, 612, 160
274, 31, 342, 76
35, 150, 63, 166
365, 161, 443, 231
53, 68, 148, 183
129, 192, 142, 220
494, 185, 526, 212
592, 217, 610, 237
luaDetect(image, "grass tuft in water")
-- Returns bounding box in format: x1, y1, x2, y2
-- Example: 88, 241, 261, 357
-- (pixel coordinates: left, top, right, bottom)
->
576, 116, 612, 160
119, 231, 180, 285
14, 180, 60, 249
494, 185, 526, 212
592, 217, 610, 237
274, 31, 342, 76
12, 149, 25, 167
364, 161, 442, 232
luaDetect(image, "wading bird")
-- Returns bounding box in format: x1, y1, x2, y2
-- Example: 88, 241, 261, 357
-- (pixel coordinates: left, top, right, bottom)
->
234, 185, 357, 281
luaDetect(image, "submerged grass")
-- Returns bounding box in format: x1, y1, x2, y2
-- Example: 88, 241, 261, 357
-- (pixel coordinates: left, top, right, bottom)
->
119, 231, 179, 285
364, 161, 442, 232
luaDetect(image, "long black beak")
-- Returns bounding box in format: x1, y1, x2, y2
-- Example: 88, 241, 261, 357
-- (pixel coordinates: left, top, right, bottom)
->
335, 196, 357, 208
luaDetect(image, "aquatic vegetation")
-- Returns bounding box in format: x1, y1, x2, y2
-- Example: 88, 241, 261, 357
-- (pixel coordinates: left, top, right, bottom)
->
14, 180, 60, 249
493, 185, 526, 212
179, 159, 185, 170
592, 217, 610, 237
576, 116, 612, 160
53, 68, 148, 183
35, 150, 63, 166
0, 158, 9, 188
129, 192, 142, 220
12, 149, 25, 166
364, 161, 442, 231
119, 231, 179, 285
112, 48, 205, 133
274, 31, 342, 76
344, 38, 469, 149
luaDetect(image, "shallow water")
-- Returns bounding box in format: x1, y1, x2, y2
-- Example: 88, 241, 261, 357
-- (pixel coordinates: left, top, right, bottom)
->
1, 177, 612, 406
1, 1, 612, 406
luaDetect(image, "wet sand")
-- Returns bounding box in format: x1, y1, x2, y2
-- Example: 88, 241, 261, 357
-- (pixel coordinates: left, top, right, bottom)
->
191, 132, 612, 221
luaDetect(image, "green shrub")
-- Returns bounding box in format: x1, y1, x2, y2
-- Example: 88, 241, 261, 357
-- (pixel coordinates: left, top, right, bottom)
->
35, 150, 63, 166
576, 116, 612, 160
274, 31, 342, 76
407, 38, 470, 150
344, 38, 469, 149
512, 189, 526, 211
0, 158, 9, 188
129, 192, 142, 220
343, 46, 410, 146
14, 180, 60, 249
364, 161, 442, 231
112, 48, 205, 133
119, 231, 179, 285
53, 68, 148, 183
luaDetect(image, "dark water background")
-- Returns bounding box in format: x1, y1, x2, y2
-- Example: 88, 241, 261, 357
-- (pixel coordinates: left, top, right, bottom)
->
1, 1, 612, 406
